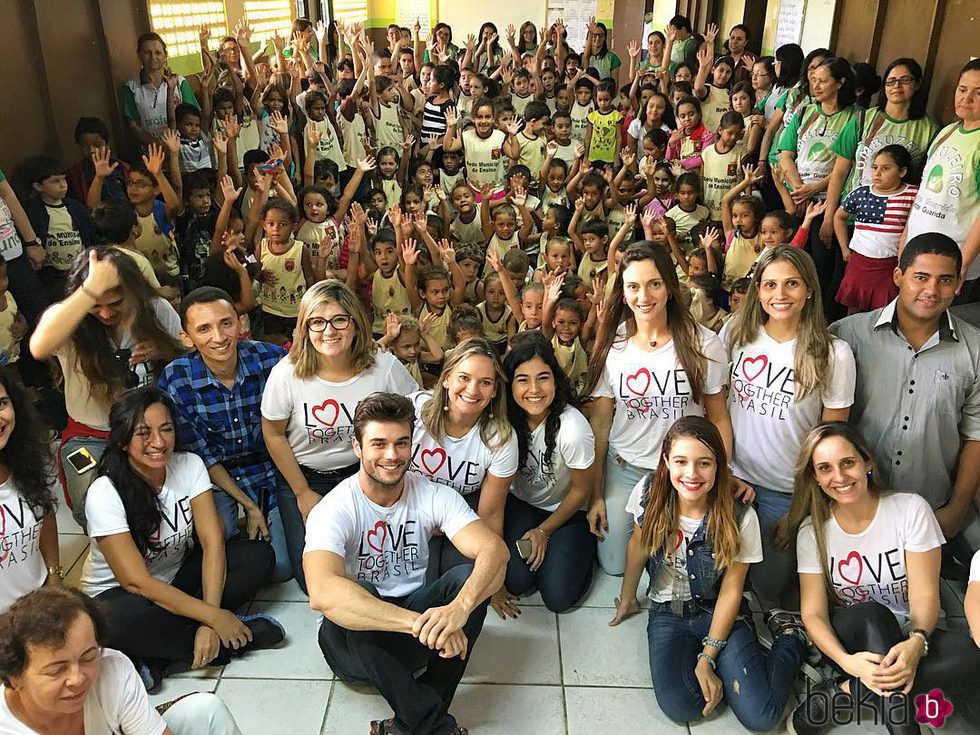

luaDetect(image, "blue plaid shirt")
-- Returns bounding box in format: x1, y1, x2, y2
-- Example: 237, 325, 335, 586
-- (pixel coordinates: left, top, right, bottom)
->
159, 340, 287, 508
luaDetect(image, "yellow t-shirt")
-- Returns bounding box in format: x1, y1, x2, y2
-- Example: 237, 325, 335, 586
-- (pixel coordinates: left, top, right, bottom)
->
296, 218, 342, 273
463, 129, 507, 188
371, 270, 412, 334
259, 237, 306, 318
116, 246, 162, 289
701, 142, 746, 220
700, 85, 732, 135
134, 211, 179, 277
44, 204, 84, 271
0, 294, 20, 366
450, 211, 484, 245
420, 303, 453, 351
723, 231, 763, 290
405, 358, 424, 389
488, 232, 520, 261
586, 109, 624, 164
308, 119, 347, 170
512, 92, 533, 119
477, 301, 511, 345
381, 178, 402, 208
375, 103, 404, 150
578, 251, 608, 283
570, 102, 593, 143
337, 109, 367, 168
553, 334, 588, 396
517, 132, 546, 178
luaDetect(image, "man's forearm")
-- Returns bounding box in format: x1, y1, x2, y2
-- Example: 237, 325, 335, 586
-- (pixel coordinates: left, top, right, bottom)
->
312, 575, 418, 632
452, 543, 506, 614
208, 463, 260, 512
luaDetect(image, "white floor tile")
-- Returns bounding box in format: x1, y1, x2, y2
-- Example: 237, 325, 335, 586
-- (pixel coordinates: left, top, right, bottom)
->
565, 686, 685, 735
170, 664, 223, 680
221, 600, 332, 680
452, 684, 565, 734
463, 606, 561, 685
215, 678, 331, 735
559, 606, 652, 687
320, 680, 391, 733
148, 676, 218, 708
254, 578, 309, 602
576, 568, 651, 609
58, 533, 88, 571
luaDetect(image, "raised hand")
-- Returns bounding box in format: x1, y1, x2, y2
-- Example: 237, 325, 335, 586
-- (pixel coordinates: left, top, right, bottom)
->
142, 143, 166, 176
437, 239, 456, 263
502, 119, 521, 136
627, 40, 641, 59
700, 226, 721, 250
704, 22, 719, 45
222, 244, 247, 273
511, 186, 527, 207
313, 19, 327, 44
743, 162, 764, 186
400, 239, 419, 265
384, 312, 402, 341
270, 110, 289, 134
486, 248, 503, 274
199, 24, 212, 47
388, 205, 402, 228
574, 142, 586, 160
91, 147, 119, 178
357, 156, 377, 172
237, 19, 253, 46
624, 202, 638, 225
546, 140, 559, 157
160, 127, 180, 155
506, 24, 517, 43
696, 43, 712, 69
318, 230, 337, 260
574, 196, 586, 212
306, 124, 323, 150
444, 107, 458, 128
350, 201, 368, 226
402, 134, 417, 152
223, 114, 241, 140
621, 151, 636, 169
219, 174, 242, 203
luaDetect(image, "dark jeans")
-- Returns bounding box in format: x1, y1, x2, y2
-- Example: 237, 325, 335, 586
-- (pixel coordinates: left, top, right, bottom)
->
805, 213, 846, 323
96, 539, 274, 666
825, 601, 980, 729
318, 564, 489, 735
503, 496, 595, 612
279, 463, 359, 594
647, 601, 804, 731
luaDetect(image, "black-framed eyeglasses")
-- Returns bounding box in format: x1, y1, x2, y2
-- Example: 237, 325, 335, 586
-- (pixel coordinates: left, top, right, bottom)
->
307, 315, 353, 333
884, 75, 916, 87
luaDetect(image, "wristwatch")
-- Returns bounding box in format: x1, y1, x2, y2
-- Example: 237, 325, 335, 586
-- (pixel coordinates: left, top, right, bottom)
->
909, 628, 929, 656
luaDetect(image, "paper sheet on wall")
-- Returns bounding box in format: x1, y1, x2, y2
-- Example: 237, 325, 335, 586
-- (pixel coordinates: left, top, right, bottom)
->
546, 0, 595, 53
397, 0, 431, 40
774, 0, 807, 48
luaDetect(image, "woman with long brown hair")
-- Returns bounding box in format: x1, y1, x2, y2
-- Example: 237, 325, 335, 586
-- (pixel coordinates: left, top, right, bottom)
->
30, 247, 184, 531
609, 416, 806, 730
584, 241, 736, 575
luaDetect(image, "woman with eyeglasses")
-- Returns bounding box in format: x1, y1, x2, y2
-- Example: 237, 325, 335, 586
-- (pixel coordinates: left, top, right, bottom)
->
30, 247, 184, 532
821, 59, 940, 248
261, 280, 417, 594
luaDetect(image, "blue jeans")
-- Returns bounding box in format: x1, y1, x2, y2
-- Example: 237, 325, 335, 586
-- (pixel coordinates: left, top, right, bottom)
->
212, 489, 293, 584
503, 495, 596, 612
749, 484, 796, 608
647, 602, 803, 731
598, 452, 650, 575
60, 435, 109, 533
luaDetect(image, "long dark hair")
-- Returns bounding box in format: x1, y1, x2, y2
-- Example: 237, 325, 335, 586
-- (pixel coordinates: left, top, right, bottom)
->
774, 44, 804, 88
503, 332, 576, 472
479, 22, 502, 57
878, 58, 928, 120
0, 374, 54, 518
585, 242, 710, 401
818, 57, 857, 108
96, 387, 177, 557
799, 48, 831, 96
64, 248, 185, 408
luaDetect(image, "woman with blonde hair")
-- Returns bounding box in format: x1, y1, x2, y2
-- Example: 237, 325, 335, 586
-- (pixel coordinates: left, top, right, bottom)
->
786, 422, 980, 734
722, 244, 855, 608
261, 280, 417, 594
610, 416, 806, 731
409, 337, 519, 617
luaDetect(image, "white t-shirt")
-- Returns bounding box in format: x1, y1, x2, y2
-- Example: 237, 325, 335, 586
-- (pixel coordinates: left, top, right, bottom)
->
511, 406, 595, 511
0, 478, 47, 613
81, 452, 212, 597
591, 324, 727, 469
261, 351, 418, 472
408, 392, 519, 497
627, 118, 672, 143
626, 482, 763, 602
0, 648, 166, 735
723, 325, 856, 493
971, 549, 980, 583
797, 493, 945, 618
304, 472, 479, 597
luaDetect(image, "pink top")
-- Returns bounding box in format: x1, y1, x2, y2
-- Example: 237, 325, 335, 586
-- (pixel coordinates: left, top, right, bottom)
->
666, 124, 715, 169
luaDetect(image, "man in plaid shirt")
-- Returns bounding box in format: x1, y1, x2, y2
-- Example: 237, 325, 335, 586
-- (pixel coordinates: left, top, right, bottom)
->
159, 286, 293, 582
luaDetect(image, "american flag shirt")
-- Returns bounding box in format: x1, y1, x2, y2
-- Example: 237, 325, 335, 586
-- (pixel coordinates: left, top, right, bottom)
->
842, 184, 918, 259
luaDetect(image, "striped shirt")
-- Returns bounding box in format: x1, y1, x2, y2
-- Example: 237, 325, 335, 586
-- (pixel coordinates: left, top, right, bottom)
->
178, 134, 212, 173
842, 184, 918, 259
421, 98, 452, 145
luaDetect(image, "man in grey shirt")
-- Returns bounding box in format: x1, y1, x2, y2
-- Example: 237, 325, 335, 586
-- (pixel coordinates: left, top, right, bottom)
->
831, 233, 980, 555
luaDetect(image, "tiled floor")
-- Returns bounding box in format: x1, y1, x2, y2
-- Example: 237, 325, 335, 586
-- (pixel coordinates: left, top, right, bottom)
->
55, 501, 971, 734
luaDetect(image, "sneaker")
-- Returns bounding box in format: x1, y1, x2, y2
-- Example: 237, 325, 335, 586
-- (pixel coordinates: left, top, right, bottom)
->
787, 679, 847, 735
766, 609, 823, 683
135, 660, 163, 693
236, 613, 286, 652
369, 718, 408, 735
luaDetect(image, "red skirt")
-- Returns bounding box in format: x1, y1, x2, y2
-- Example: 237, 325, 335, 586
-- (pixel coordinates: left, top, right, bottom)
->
836, 251, 898, 311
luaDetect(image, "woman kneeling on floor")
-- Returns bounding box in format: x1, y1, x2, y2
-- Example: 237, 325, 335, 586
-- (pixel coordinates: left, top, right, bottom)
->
611, 416, 807, 731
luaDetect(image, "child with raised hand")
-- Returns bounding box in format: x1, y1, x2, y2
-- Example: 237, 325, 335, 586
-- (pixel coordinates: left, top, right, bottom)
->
403, 237, 466, 352
349, 225, 412, 337
758, 203, 822, 256
443, 101, 518, 194
539, 141, 572, 211
485, 247, 536, 333
454, 245, 484, 304
541, 273, 589, 396
335, 47, 373, 175
570, 197, 610, 282
378, 311, 442, 388
666, 95, 715, 172
701, 111, 747, 219
664, 171, 709, 248
449, 182, 485, 245
480, 182, 534, 261
567, 70, 597, 144
719, 163, 764, 290
517, 101, 551, 186
530, 204, 573, 269
566, 156, 612, 225
533, 237, 574, 283
374, 141, 412, 208
584, 79, 624, 166
304, 90, 347, 179
477, 270, 516, 354
68, 117, 130, 205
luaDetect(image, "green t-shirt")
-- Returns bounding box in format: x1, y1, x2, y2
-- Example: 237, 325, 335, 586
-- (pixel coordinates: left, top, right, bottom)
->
669, 36, 694, 72
832, 110, 940, 195
767, 87, 810, 165
777, 102, 859, 191
590, 51, 622, 80
586, 109, 624, 163
122, 76, 198, 139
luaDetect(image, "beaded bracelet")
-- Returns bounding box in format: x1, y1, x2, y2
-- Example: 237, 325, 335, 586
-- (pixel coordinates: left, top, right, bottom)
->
697, 651, 717, 670
701, 636, 727, 649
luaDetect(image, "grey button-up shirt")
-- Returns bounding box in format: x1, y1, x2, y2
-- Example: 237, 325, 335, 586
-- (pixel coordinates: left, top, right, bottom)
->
831, 299, 980, 509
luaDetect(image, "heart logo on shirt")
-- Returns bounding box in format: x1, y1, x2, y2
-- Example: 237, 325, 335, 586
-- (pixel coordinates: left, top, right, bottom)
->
421, 447, 447, 475
670, 529, 684, 552
837, 551, 863, 585
741, 355, 769, 382
625, 367, 651, 396
366, 520, 388, 552
311, 399, 340, 427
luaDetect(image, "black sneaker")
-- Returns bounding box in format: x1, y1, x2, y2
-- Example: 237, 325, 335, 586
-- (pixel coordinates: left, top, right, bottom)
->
766, 608, 823, 683
369, 718, 409, 735
788, 679, 847, 735
237, 613, 286, 652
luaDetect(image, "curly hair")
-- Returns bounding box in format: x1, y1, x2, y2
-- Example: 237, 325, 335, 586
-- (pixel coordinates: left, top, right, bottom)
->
0, 373, 54, 518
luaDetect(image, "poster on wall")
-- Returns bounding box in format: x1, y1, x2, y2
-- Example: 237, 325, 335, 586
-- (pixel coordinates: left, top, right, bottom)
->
546, 0, 595, 52
775, 0, 807, 48
397, 0, 431, 39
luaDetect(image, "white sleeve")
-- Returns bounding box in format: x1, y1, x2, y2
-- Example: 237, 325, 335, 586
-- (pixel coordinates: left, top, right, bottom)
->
971, 550, 980, 583
821, 339, 857, 409
99, 650, 167, 735
734, 507, 763, 564
700, 329, 728, 395
385, 354, 422, 396
901, 494, 946, 552
151, 298, 182, 340
303, 491, 355, 557
625, 476, 648, 523
558, 411, 596, 470
488, 432, 520, 478
433, 484, 481, 540
181, 453, 214, 500
796, 520, 822, 573
260, 360, 295, 421
85, 478, 131, 538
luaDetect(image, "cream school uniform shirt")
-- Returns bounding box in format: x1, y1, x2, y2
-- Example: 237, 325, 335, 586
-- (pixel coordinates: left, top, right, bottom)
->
723, 324, 855, 494
0, 478, 46, 613
591, 323, 727, 469
408, 392, 519, 497
82, 452, 211, 597
797, 493, 945, 618
462, 129, 507, 188
261, 351, 417, 472
511, 406, 594, 512
0, 648, 166, 735
304, 472, 478, 598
